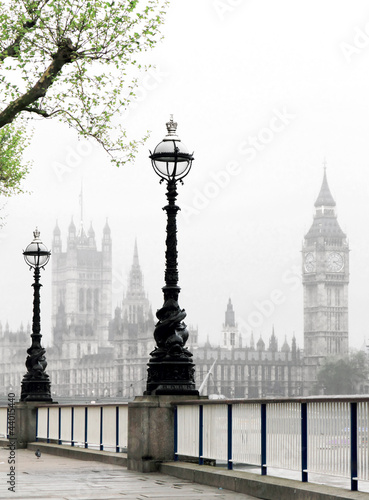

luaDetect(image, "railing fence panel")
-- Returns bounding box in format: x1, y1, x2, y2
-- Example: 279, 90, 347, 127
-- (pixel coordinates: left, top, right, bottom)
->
267, 402, 300, 471
37, 407, 48, 440
48, 407, 59, 441
358, 401, 369, 481
118, 405, 128, 449
86, 406, 101, 448
203, 404, 227, 461
307, 402, 350, 478
73, 406, 86, 445
232, 403, 260, 466
103, 406, 117, 449
60, 407, 72, 443
177, 405, 198, 457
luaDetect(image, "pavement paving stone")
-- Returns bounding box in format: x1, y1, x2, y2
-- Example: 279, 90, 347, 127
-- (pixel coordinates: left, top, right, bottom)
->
0, 449, 256, 500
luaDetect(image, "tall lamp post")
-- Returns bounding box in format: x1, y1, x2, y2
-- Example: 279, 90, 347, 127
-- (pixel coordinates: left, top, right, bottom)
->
145, 116, 198, 395
20, 228, 53, 402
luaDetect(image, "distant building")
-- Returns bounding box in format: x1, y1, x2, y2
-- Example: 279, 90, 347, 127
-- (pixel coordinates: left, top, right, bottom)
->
0, 169, 360, 399
194, 300, 303, 398
52, 218, 112, 358
302, 168, 349, 392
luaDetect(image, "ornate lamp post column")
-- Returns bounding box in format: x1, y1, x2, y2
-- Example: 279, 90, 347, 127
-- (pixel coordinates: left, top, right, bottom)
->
145, 116, 198, 395
20, 228, 53, 402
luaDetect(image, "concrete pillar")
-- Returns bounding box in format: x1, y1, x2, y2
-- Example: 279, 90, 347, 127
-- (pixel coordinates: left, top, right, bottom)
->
128, 395, 205, 472
14, 402, 38, 448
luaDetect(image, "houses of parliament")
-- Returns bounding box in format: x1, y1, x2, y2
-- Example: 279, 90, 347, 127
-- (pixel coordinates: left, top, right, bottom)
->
0, 170, 365, 399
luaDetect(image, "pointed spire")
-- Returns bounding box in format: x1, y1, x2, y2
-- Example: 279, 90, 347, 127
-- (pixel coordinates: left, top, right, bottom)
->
69, 217, 76, 233
127, 239, 144, 297
314, 165, 336, 208
53, 220, 61, 236
133, 238, 139, 267
225, 297, 235, 327
79, 181, 84, 233
103, 218, 111, 235
88, 221, 95, 237
281, 335, 290, 352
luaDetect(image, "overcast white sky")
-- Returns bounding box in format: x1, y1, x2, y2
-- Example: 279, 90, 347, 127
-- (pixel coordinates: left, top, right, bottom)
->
1, 0, 369, 351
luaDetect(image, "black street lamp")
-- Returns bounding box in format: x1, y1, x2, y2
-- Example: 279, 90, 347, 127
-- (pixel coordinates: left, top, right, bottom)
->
145, 116, 198, 395
20, 228, 53, 402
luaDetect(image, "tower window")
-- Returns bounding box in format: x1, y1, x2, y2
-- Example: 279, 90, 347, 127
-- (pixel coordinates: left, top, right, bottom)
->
86, 289, 92, 311
335, 288, 340, 306
79, 289, 84, 312
94, 289, 99, 311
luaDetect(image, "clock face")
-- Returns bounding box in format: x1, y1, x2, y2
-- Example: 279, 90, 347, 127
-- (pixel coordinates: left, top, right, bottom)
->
327, 252, 344, 272
304, 252, 316, 272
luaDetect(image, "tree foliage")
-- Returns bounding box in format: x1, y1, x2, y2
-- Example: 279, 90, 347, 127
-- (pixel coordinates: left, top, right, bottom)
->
0, 0, 168, 195
316, 351, 369, 395
0, 122, 31, 196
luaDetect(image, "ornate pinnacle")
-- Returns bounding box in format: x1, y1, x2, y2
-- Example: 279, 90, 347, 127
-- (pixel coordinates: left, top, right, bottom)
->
164, 115, 180, 141
33, 227, 40, 240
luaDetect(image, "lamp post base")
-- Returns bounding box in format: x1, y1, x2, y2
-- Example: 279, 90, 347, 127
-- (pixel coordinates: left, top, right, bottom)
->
145, 360, 199, 396
20, 377, 53, 402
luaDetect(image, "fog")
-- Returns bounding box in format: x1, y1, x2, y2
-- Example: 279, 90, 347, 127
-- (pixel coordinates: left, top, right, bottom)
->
1, 0, 369, 351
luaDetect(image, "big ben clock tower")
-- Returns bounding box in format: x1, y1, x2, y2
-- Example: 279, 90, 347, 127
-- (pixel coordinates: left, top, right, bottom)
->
302, 167, 349, 392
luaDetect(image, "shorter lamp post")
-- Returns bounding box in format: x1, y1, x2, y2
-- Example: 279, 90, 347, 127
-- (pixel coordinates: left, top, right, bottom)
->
145, 116, 198, 395
20, 228, 53, 402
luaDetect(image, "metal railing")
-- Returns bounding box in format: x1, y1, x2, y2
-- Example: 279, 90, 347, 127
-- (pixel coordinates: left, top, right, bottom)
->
35, 403, 128, 452
173, 396, 369, 492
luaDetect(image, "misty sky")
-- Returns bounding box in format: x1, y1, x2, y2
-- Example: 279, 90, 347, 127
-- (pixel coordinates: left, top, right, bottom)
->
1, 1, 369, 351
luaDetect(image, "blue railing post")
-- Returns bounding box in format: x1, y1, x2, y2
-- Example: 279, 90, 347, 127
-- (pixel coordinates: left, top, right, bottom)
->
301, 402, 308, 483
199, 405, 204, 465
71, 407, 74, 446
116, 406, 119, 453
35, 408, 38, 442
350, 402, 358, 492
174, 405, 178, 461
261, 403, 267, 476
100, 407, 103, 451
47, 407, 50, 443
58, 407, 61, 445
84, 407, 88, 448
227, 404, 233, 470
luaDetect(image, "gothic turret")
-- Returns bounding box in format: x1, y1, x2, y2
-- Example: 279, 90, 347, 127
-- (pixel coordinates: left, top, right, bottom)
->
222, 298, 238, 349
52, 221, 62, 253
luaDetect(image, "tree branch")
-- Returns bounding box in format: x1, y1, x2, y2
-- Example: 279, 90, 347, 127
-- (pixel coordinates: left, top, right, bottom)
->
0, 39, 78, 128
0, 0, 52, 62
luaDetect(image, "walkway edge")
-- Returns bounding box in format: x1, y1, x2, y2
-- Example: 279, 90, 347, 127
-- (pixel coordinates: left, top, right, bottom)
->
159, 462, 369, 500
26, 442, 128, 466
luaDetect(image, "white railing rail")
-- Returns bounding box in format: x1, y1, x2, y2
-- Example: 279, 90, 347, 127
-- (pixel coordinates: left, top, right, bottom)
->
35, 403, 128, 451
174, 396, 369, 492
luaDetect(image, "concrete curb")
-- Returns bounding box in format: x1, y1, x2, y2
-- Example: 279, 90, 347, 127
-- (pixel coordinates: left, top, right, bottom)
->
7, 442, 367, 500
160, 462, 369, 500
26, 442, 128, 466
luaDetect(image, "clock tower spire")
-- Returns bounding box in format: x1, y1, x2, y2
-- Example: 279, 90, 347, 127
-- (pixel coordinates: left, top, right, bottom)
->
302, 167, 349, 392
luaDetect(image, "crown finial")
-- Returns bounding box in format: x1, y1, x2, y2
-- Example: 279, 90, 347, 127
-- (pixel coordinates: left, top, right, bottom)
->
33, 227, 40, 240
166, 114, 178, 137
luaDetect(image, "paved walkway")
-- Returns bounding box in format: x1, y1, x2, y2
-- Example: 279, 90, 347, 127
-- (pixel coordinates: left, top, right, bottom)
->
0, 449, 257, 500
